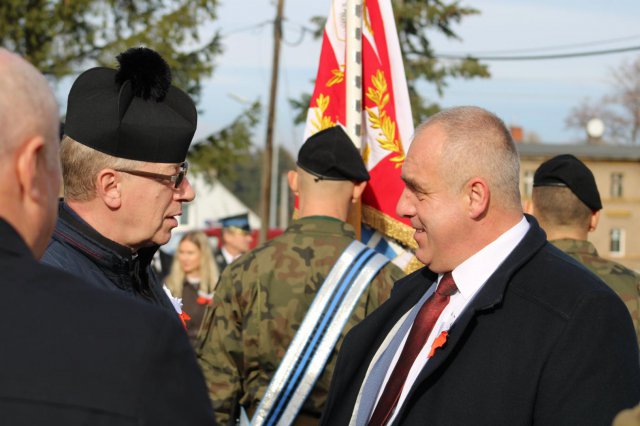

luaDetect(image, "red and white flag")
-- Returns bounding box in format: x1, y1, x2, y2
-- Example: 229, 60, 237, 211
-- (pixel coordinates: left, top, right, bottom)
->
302, 0, 416, 249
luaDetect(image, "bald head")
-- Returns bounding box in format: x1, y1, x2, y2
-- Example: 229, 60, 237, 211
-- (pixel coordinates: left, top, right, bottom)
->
297, 167, 355, 198
398, 106, 523, 270
414, 106, 522, 211
0, 49, 58, 164
289, 167, 366, 220
0, 49, 61, 258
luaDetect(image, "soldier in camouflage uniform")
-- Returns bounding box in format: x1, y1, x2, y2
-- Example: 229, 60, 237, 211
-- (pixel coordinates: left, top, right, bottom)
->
196, 126, 405, 425
527, 154, 640, 344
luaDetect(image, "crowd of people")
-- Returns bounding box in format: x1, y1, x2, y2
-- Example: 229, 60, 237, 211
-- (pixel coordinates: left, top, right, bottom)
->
2, 45, 640, 426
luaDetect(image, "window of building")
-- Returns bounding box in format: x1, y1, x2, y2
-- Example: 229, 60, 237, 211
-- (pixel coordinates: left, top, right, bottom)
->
610, 173, 624, 198
523, 170, 535, 198
610, 228, 624, 256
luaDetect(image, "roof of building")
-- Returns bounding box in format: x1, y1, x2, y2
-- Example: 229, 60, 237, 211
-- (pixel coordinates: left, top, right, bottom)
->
517, 143, 640, 161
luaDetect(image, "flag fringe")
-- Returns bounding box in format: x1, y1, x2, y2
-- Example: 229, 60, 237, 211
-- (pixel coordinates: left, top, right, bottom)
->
403, 256, 425, 274
362, 205, 417, 250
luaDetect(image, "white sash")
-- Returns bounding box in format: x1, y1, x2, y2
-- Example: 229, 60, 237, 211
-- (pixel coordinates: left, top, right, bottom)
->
248, 240, 390, 426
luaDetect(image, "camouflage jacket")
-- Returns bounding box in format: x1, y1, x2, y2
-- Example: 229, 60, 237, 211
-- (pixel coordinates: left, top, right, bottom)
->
552, 239, 640, 345
196, 216, 405, 424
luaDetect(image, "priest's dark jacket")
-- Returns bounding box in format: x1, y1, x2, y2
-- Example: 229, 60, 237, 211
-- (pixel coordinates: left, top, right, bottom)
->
0, 219, 215, 425
320, 216, 640, 426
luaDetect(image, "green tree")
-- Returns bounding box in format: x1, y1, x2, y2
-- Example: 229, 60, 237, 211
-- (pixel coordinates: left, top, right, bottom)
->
0, 0, 263, 177
394, 0, 489, 122
219, 146, 296, 218
189, 101, 262, 182
0, 0, 221, 101
291, 0, 490, 124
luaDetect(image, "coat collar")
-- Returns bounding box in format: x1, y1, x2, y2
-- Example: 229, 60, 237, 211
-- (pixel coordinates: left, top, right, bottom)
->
55, 201, 158, 270
551, 238, 598, 257
0, 218, 33, 259
286, 216, 356, 239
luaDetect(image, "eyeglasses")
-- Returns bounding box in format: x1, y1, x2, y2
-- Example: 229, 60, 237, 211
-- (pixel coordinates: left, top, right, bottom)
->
115, 161, 189, 189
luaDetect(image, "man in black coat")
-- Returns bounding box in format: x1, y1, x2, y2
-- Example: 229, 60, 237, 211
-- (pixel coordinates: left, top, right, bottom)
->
320, 106, 640, 426
0, 48, 215, 425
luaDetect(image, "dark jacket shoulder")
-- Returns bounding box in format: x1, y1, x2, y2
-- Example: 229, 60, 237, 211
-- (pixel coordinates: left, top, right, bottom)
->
0, 220, 214, 424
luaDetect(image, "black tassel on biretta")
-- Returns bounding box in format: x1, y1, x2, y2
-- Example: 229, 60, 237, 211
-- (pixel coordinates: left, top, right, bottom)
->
63, 47, 196, 163
115, 48, 172, 102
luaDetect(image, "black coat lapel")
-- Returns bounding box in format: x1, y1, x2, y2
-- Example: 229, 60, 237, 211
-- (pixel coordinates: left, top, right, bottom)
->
330, 268, 437, 413
348, 269, 435, 366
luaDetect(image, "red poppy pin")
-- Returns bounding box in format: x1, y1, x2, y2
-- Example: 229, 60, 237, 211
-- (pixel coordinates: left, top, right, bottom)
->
179, 311, 191, 329
196, 295, 212, 305
428, 331, 449, 358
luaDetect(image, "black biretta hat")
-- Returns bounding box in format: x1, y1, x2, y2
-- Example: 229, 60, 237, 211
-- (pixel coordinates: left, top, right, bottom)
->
64, 47, 197, 163
533, 154, 602, 211
297, 126, 369, 182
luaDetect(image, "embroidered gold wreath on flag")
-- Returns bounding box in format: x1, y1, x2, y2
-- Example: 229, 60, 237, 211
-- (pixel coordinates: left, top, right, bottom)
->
363, 0, 373, 36
362, 204, 417, 250
365, 70, 405, 167
327, 66, 344, 87
311, 93, 337, 132
308, 67, 344, 132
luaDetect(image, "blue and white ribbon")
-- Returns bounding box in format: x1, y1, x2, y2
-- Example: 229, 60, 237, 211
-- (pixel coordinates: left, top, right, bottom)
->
250, 240, 389, 426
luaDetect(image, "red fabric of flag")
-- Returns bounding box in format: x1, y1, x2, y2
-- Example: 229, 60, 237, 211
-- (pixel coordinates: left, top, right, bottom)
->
302, 0, 416, 249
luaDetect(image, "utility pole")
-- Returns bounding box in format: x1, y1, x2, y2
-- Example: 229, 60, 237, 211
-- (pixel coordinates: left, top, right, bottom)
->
259, 0, 285, 244
279, 172, 289, 229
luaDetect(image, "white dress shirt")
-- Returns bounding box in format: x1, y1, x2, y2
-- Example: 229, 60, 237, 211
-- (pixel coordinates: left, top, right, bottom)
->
371, 216, 530, 424
221, 246, 239, 265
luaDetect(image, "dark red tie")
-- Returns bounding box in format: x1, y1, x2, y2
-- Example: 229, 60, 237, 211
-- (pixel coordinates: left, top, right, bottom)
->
367, 272, 458, 426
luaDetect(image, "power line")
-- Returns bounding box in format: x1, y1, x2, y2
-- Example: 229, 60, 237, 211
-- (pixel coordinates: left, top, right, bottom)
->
435, 45, 640, 61
220, 19, 314, 47
443, 33, 640, 55
220, 20, 272, 37
281, 20, 311, 46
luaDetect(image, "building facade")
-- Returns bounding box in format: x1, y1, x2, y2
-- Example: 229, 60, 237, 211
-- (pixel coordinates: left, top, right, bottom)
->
518, 143, 640, 272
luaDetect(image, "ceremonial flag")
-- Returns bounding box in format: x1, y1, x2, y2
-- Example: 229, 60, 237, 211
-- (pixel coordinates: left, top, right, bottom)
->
302, 0, 416, 250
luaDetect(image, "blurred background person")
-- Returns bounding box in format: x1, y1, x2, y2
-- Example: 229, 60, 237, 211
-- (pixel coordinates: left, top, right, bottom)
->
166, 231, 220, 344
526, 154, 640, 345
214, 213, 253, 272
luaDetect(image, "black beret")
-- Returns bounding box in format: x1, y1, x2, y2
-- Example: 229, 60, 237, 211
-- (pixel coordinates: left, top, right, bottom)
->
297, 126, 369, 182
219, 213, 251, 232
64, 47, 197, 163
533, 154, 602, 211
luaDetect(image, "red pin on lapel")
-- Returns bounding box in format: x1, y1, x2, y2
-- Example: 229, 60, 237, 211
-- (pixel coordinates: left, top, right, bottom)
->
428, 331, 449, 358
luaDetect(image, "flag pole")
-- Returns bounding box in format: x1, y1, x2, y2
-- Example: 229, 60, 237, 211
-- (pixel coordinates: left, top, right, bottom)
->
345, 0, 363, 240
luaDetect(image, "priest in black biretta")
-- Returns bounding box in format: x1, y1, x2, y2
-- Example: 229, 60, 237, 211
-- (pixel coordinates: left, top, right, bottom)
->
64, 47, 196, 163
533, 154, 602, 212
42, 47, 199, 315
297, 125, 370, 182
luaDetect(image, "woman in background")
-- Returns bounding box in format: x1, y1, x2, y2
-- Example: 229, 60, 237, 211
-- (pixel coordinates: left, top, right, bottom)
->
166, 231, 220, 345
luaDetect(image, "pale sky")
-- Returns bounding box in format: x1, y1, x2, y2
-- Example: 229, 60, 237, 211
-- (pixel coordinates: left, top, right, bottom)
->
195, 0, 640, 151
